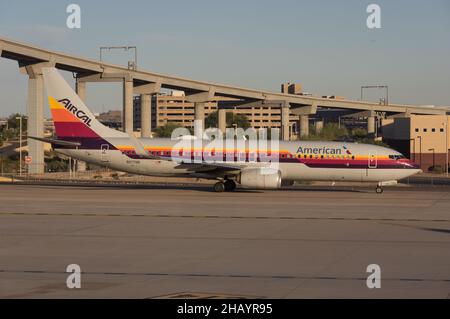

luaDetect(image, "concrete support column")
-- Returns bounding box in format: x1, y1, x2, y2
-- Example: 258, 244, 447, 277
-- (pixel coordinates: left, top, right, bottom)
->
123, 80, 134, 133
281, 104, 290, 141
315, 120, 324, 134
76, 80, 86, 102
194, 102, 205, 138
140, 93, 151, 138
27, 72, 45, 174
75, 79, 87, 172
218, 108, 226, 134
367, 116, 376, 136
299, 115, 309, 138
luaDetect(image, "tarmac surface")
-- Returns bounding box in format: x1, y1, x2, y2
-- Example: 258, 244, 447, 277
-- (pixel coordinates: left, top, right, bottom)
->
0, 183, 449, 299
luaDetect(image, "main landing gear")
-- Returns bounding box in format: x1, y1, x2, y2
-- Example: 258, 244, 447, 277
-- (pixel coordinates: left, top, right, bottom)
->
213, 180, 237, 193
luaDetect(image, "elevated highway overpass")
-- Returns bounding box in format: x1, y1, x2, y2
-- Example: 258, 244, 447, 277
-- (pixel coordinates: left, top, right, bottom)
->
0, 36, 447, 173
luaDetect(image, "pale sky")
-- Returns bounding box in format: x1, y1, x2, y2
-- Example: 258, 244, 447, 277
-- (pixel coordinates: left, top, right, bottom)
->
0, 0, 449, 117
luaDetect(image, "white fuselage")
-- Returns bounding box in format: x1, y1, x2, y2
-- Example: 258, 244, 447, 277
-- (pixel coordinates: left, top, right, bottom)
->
55, 138, 421, 183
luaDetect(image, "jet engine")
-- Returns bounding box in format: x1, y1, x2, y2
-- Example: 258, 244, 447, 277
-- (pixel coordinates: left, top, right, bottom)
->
237, 168, 282, 189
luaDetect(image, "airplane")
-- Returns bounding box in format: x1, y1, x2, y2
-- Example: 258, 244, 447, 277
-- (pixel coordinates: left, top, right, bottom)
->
33, 67, 422, 193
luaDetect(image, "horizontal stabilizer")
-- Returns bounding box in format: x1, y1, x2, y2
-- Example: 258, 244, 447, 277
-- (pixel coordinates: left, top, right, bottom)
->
27, 136, 82, 147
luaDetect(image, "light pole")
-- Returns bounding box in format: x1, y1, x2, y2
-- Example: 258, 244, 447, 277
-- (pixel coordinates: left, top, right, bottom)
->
0, 150, 3, 176
417, 135, 422, 170
15, 116, 22, 176
100, 46, 138, 70
445, 121, 449, 176
361, 85, 389, 105
409, 138, 415, 162
428, 148, 435, 170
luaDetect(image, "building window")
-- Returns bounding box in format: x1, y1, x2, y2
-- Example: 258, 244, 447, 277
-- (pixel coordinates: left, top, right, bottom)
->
415, 128, 419, 132
432, 128, 436, 132
423, 128, 427, 132
441, 128, 445, 132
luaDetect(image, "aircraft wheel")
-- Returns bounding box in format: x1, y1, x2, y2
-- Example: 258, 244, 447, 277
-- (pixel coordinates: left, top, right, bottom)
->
224, 180, 237, 192
213, 182, 226, 193
375, 186, 383, 194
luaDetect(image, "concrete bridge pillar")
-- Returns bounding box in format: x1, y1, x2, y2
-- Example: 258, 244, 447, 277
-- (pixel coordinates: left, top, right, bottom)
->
76, 80, 86, 103
194, 102, 205, 138
140, 93, 152, 138
26, 66, 45, 174
315, 120, 324, 134
123, 79, 134, 133
299, 115, 309, 138
218, 108, 227, 135
281, 103, 290, 141
75, 79, 87, 172
367, 116, 376, 136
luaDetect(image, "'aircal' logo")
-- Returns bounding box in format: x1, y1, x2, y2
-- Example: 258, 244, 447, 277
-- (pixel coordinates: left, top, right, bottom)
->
58, 98, 92, 127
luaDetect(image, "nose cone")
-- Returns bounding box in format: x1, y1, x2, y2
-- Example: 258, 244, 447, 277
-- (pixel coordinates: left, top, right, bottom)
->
397, 160, 422, 179
410, 162, 421, 170
399, 159, 421, 170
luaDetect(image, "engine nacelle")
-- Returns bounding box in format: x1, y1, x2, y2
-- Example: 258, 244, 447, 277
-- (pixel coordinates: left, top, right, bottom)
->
238, 168, 282, 189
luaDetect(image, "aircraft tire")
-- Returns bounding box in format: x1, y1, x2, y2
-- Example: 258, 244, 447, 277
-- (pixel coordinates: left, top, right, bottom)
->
213, 182, 226, 193
224, 180, 237, 192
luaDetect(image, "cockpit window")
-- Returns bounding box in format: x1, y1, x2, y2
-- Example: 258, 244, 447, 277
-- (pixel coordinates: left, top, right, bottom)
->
389, 155, 405, 160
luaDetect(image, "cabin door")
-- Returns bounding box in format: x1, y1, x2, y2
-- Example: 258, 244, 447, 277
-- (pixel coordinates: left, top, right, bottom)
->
368, 152, 377, 168
100, 144, 110, 162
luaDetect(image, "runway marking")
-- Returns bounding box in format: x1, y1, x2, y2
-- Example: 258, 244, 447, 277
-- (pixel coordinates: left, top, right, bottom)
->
1, 269, 449, 283
0, 211, 449, 222
149, 292, 263, 299
2, 232, 449, 244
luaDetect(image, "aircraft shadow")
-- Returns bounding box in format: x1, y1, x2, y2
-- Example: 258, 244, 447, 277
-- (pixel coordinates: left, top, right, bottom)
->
4, 181, 366, 193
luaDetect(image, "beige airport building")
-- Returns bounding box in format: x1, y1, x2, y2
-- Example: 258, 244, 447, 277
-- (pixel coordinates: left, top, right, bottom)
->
133, 91, 300, 132
382, 115, 450, 172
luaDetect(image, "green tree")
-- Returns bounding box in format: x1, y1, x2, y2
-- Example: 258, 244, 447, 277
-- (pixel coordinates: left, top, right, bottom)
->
154, 122, 185, 138
304, 123, 348, 141
45, 157, 69, 172
205, 111, 251, 130
351, 128, 368, 139
304, 123, 389, 147
7, 114, 27, 131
